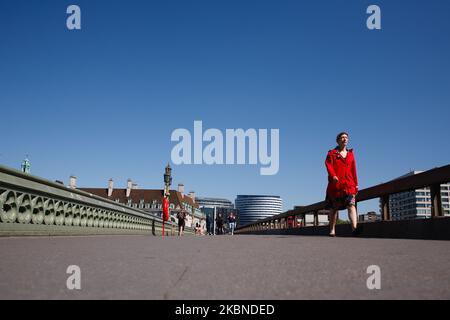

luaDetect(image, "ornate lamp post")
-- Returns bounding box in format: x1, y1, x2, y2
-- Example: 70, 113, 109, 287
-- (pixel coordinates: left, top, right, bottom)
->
162, 164, 172, 237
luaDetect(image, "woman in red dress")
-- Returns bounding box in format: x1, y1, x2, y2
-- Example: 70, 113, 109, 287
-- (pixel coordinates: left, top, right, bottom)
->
325, 132, 361, 237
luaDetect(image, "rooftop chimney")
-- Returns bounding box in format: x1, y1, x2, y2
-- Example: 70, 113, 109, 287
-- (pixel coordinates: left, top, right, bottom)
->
69, 176, 77, 189
132, 183, 138, 190
108, 179, 114, 197
126, 179, 132, 198
188, 191, 195, 203
178, 184, 185, 195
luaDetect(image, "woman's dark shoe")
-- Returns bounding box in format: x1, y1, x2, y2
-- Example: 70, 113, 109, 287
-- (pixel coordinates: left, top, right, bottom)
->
351, 225, 363, 237
329, 233, 336, 237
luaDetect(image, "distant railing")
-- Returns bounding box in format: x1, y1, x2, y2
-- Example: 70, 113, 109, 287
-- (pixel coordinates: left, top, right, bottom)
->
0, 165, 193, 236
236, 164, 450, 233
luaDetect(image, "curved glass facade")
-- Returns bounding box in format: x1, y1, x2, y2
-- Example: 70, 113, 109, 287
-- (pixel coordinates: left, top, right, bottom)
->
235, 195, 283, 226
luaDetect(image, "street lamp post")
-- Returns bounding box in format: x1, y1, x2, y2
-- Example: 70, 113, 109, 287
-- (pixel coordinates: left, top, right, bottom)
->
163, 164, 172, 237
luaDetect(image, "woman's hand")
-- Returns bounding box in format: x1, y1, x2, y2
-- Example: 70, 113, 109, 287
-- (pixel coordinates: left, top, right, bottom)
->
332, 176, 339, 183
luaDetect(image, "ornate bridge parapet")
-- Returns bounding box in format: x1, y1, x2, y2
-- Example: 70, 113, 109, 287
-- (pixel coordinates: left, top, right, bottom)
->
0, 165, 191, 236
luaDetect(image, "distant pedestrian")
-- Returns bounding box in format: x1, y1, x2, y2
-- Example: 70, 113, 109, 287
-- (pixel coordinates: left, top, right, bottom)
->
216, 213, 224, 235
228, 212, 236, 235
325, 132, 361, 237
177, 211, 186, 236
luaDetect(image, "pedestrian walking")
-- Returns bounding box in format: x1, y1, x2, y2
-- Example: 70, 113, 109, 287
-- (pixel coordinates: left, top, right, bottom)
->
325, 132, 362, 237
228, 212, 236, 235
177, 210, 186, 236
216, 213, 224, 235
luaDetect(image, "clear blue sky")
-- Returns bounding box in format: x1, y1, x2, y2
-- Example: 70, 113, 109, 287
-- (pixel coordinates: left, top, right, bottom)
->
1, 0, 449, 214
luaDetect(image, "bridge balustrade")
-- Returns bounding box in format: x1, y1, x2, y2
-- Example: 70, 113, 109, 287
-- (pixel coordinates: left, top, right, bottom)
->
0, 165, 194, 236
236, 164, 450, 236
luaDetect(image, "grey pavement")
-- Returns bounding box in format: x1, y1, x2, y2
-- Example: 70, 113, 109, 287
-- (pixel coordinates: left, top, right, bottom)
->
1, 234, 449, 300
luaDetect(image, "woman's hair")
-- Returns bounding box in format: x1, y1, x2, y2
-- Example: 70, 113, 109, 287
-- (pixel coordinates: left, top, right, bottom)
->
336, 132, 349, 142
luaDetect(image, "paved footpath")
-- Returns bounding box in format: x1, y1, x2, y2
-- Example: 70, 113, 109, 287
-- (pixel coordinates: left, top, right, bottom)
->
1, 234, 449, 299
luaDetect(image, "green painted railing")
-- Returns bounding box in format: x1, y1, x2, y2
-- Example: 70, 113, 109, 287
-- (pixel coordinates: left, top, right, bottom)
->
0, 165, 194, 236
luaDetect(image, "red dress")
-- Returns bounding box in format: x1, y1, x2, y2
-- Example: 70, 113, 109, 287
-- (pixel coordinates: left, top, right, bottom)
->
325, 148, 358, 199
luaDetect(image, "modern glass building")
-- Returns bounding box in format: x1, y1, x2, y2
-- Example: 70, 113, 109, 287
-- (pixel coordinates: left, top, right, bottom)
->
235, 195, 283, 226
196, 197, 234, 209
196, 197, 234, 234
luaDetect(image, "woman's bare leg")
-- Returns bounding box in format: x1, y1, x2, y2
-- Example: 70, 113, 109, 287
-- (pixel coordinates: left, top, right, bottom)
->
347, 205, 358, 231
329, 210, 338, 235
